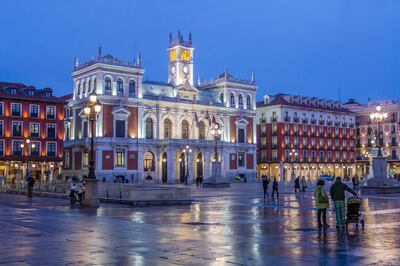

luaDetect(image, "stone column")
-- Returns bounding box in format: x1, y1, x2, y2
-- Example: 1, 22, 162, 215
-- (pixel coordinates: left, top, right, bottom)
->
167, 148, 176, 184
137, 146, 144, 183
204, 150, 211, 178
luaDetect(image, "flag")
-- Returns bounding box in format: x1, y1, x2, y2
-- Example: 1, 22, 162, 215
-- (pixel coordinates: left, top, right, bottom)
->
212, 114, 217, 125
193, 112, 199, 127
208, 113, 213, 126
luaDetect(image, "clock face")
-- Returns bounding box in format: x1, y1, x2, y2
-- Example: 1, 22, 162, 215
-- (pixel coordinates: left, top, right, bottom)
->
170, 66, 176, 75
182, 65, 189, 75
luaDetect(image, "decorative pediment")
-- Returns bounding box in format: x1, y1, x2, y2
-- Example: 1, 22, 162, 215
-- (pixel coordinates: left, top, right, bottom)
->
175, 80, 198, 100
112, 106, 131, 118
235, 118, 249, 126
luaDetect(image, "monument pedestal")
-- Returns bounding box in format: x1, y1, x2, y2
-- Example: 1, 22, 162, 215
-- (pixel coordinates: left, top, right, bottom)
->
203, 162, 230, 188
361, 156, 398, 195
83, 179, 99, 207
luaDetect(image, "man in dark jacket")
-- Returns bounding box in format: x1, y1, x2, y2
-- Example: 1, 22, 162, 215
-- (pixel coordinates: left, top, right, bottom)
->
329, 176, 357, 228
262, 175, 270, 200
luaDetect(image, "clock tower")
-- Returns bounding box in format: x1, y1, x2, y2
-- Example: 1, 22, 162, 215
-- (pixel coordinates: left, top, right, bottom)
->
167, 31, 194, 86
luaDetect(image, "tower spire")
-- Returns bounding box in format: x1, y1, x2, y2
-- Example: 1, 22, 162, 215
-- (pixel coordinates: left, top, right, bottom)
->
251, 72, 256, 84
98, 46, 102, 58
169, 32, 173, 43
74, 57, 79, 69
136, 52, 141, 66
188, 32, 192, 44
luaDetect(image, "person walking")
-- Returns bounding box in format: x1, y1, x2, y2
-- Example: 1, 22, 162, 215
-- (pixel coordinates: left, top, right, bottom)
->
262, 175, 270, 200
196, 176, 200, 188
294, 176, 301, 192
271, 177, 279, 199
26, 175, 35, 198
314, 179, 330, 229
329, 176, 357, 229
301, 176, 307, 192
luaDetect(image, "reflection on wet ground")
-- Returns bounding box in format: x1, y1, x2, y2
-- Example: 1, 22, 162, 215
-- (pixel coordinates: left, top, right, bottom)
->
0, 184, 399, 265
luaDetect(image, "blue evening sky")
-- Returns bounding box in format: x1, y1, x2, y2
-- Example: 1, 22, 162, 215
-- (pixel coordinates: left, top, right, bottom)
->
1, 0, 399, 103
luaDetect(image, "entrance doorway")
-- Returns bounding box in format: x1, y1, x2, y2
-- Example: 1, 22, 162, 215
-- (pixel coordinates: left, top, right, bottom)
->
161, 153, 167, 183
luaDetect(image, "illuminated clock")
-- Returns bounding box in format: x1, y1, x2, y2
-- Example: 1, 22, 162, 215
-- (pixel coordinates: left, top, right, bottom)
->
181, 49, 191, 61
169, 50, 177, 62
182, 65, 189, 75
170, 66, 176, 75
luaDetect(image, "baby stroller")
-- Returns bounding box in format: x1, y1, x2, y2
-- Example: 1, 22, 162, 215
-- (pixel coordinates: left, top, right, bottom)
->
345, 197, 364, 229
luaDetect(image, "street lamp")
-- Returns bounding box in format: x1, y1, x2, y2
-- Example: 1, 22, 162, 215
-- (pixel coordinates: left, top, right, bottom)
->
370, 105, 388, 156
210, 123, 223, 162
182, 144, 192, 185
289, 149, 298, 177
83, 91, 102, 180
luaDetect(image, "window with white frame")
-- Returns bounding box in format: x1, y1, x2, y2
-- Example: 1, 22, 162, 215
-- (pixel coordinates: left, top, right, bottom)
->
83, 152, 89, 167
246, 95, 251, 109
129, 80, 135, 94
115, 120, 125, 138
46, 142, 56, 157
238, 152, 245, 167
238, 128, 245, 143
115, 150, 125, 166
230, 93, 235, 106
30, 104, 39, 118
0, 120, 3, 136
12, 121, 22, 136
0, 102, 3, 116
11, 103, 21, 116
12, 141, 23, 156
47, 124, 56, 138
30, 123, 40, 137
46, 106, 55, 119
30, 142, 40, 156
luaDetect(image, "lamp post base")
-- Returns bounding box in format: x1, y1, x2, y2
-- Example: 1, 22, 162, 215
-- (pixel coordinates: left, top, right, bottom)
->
203, 162, 230, 188
83, 179, 99, 207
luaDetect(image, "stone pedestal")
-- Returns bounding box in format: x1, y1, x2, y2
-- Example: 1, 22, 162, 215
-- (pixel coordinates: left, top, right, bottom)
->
362, 156, 397, 195
203, 162, 230, 188
83, 179, 99, 207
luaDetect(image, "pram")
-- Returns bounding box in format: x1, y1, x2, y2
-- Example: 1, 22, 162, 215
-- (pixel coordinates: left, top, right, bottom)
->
345, 197, 364, 229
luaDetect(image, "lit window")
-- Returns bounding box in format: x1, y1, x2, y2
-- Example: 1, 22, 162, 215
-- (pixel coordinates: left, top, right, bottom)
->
129, 80, 135, 94
238, 152, 245, 167
30, 123, 40, 137
11, 103, 21, 116
46, 106, 55, 119
115, 150, 125, 166
12, 121, 22, 137
47, 142, 56, 157
30, 105, 39, 118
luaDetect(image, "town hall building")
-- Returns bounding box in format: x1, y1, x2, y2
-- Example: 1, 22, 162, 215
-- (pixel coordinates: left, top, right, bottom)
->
63, 32, 257, 183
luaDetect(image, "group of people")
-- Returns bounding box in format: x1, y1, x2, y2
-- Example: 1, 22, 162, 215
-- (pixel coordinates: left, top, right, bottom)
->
261, 175, 279, 200
260, 175, 358, 229
294, 176, 308, 192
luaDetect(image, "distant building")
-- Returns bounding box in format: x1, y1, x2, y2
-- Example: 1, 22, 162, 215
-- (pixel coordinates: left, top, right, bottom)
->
257, 94, 357, 182
343, 99, 400, 177
0, 82, 65, 182
63, 32, 257, 183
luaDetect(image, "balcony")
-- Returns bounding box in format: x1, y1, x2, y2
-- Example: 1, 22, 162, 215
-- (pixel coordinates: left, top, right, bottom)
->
311, 119, 317, 125
367, 143, 373, 148
311, 132, 316, 137
391, 142, 398, 146
319, 120, 325, 125
327, 121, 332, 126
260, 131, 267, 137
259, 118, 266, 123
302, 118, 308, 123
293, 131, 299, 136
302, 131, 307, 137
335, 122, 340, 126
349, 123, 355, 128
270, 117, 277, 122
342, 122, 348, 127
284, 130, 290, 135
293, 117, 299, 123
271, 144, 278, 149
272, 131, 278, 136
284, 116, 290, 122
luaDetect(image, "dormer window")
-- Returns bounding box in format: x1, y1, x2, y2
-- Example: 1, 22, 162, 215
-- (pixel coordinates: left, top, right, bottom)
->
104, 77, 112, 93
10, 88, 17, 94
27, 90, 35, 96
45, 91, 52, 97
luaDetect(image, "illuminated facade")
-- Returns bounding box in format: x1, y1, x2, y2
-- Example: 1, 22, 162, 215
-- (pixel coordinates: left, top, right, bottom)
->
343, 99, 400, 177
256, 94, 357, 182
63, 32, 257, 183
0, 82, 65, 181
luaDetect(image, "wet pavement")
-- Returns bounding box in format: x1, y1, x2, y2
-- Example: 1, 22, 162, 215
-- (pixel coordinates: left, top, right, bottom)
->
0, 183, 400, 265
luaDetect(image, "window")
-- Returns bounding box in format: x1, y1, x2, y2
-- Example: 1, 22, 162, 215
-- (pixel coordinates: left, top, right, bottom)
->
93, 78, 97, 92
303, 151, 308, 161
272, 150, 278, 161
117, 79, 123, 94
45, 91, 52, 97
88, 80, 92, 92
30, 123, 40, 137
82, 120, 88, 139
198, 121, 205, 140
30, 142, 40, 156
246, 95, 251, 109
115, 150, 125, 166
104, 77, 112, 92
0, 121, 3, 136
83, 81, 86, 95
0, 141, 3, 156
30, 105, 39, 118
65, 151, 70, 168
11, 103, 21, 116
238, 152, 245, 167
302, 138, 307, 147
144, 151, 154, 171
115, 120, 125, 138
0, 102, 3, 115
12, 121, 22, 136
83, 152, 89, 166
46, 106, 55, 119
164, 119, 172, 139
47, 124, 56, 138
320, 151, 324, 161
238, 94, 243, 108
328, 151, 332, 161
10, 88, 17, 94
230, 93, 235, 106
12, 141, 23, 156
129, 80, 135, 94
238, 128, 245, 143
181, 120, 189, 139
220, 93, 224, 103
47, 142, 56, 157
145, 118, 153, 139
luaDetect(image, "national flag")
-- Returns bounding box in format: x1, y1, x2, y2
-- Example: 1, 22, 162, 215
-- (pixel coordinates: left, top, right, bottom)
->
212, 114, 217, 125
194, 112, 199, 127
208, 113, 213, 126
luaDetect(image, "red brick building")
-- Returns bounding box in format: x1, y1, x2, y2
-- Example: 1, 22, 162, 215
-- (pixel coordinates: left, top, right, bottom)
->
0, 82, 65, 182
256, 94, 357, 182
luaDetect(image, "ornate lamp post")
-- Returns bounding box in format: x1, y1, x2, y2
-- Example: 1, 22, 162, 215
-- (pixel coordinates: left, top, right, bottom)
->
182, 144, 192, 185
370, 105, 388, 157
82, 91, 101, 206
19, 139, 35, 188
210, 124, 223, 163
289, 149, 298, 178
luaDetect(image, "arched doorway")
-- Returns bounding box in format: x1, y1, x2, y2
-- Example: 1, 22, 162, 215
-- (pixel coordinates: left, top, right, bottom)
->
196, 153, 204, 180
161, 153, 167, 183
179, 153, 185, 183
144, 151, 155, 180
